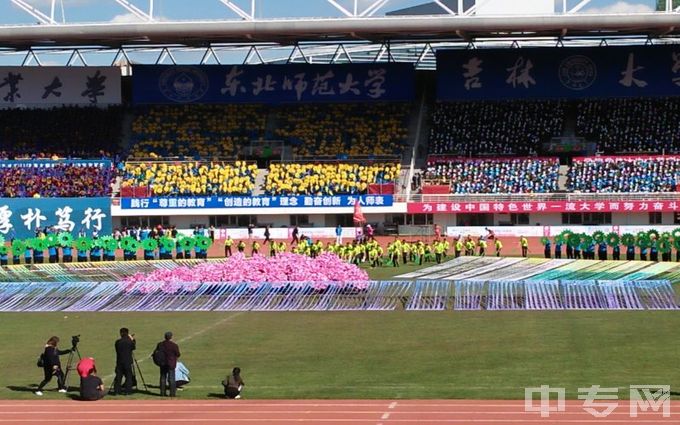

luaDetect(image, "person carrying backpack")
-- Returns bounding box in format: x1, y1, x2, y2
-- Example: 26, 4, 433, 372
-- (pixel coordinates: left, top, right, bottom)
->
153, 332, 180, 397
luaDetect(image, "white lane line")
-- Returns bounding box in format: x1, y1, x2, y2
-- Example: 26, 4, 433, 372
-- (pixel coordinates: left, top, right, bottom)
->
0, 410, 675, 416
0, 419, 679, 423
376, 401, 397, 424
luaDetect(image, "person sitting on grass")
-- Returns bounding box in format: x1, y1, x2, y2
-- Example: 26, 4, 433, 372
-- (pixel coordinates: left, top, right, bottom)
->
222, 367, 245, 399
80, 367, 105, 401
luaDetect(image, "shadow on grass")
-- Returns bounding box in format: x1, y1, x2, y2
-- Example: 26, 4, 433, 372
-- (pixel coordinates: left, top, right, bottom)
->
207, 393, 226, 399
6, 385, 38, 393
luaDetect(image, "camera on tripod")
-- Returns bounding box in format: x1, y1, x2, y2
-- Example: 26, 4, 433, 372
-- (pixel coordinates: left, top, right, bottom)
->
71, 335, 80, 349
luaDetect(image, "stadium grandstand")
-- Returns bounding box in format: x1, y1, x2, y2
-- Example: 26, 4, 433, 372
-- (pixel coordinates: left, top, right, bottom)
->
2, 0, 680, 419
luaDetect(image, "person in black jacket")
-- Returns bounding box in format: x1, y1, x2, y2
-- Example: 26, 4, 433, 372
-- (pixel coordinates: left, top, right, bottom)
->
112, 328, 136, 396
35, 336, 71, 396
157, 331, 181, 398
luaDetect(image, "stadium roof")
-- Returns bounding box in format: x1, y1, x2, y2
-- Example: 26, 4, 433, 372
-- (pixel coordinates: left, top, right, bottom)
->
386, 0, 475, 16
0, 13, 679, 49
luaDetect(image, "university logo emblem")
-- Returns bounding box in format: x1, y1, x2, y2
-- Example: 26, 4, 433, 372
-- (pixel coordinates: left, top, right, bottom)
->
558, 55, 597, 90
158, 67, 209, 102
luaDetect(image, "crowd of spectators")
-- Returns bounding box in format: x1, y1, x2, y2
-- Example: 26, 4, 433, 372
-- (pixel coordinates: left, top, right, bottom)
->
428, 101, 564, 156
264, 162, 400, 196
0, 106, 122, 159
121, 161, 258, 196
424, 157, 560, 194
568, 156, 680, 193
129, 105, 267, 159
0, 162, 113, 197
576, 98, 680, 154
273, 103, 410, 157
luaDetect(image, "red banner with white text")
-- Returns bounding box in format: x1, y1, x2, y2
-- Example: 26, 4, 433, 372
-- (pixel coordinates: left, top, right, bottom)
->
407, 200, 680, 214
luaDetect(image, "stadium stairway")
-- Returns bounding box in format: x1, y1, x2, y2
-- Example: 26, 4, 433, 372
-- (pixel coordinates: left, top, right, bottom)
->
119, 108, 135, 152
404, 76, 434, 198
253, 169, 267, 196
558, 165, 570, 191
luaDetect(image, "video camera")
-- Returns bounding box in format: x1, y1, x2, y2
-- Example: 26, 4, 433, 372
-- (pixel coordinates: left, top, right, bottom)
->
71, 334, 80, 349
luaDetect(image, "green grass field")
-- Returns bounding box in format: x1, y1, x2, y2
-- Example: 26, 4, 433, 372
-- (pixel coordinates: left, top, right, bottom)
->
2, 309, 678, 400
1, 261, 679, 401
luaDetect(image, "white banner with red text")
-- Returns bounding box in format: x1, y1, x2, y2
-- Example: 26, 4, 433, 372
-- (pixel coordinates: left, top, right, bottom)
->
446, 225, 680, 238
408, 200, 680, 214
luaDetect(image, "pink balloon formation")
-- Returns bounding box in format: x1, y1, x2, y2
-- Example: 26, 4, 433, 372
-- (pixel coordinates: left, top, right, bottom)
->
123, 252, 370, 294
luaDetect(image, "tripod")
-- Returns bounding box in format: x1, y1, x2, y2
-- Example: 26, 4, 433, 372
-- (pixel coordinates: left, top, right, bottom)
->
132, 353, 149, 391
110, 353, 149, 394
62, 345, 82, 391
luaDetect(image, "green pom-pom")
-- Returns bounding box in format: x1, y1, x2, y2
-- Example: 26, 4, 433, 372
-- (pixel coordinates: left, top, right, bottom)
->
0, 245, 8, 255
658, 239, 672, 253
636, 232, 651, 248
45, 234, 58, 247
592, 231, 605, 244
567, 233, 582, 247
672, 228, 680, 240
11, 240, 25, 254
32, 238, 48, 252
142, 238, 158, 251
621, 233, 635, 247
74, 237, 93, 251
661, 231, 672, 241
195, 235, 212, 250
647, 229, 660, 240
178, 236, 195, 250
57, 232, 73, 248
101, 236, 118, 251
160, 237, 175, 252
120, 236, 139, 252
554, 234, 565, 245
540, 236, 550, 245
606, 232, 620, 247
674, 238, 680, 251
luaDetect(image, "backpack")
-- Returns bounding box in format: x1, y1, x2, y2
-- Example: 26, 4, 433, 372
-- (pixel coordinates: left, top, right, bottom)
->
152, 343, 167, 367
37, 353, 45, 368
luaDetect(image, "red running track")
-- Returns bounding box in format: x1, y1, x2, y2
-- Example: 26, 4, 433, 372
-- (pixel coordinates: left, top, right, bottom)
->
1, 400, 679, 425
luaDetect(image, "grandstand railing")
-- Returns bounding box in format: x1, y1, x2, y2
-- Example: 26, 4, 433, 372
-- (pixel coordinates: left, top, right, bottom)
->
124, 158, 240, 164
398, 193, 680, 203
0, 159, 112, 168
288, 155, 402, 163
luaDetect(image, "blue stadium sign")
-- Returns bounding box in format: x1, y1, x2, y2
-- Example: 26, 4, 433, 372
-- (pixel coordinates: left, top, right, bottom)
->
437, 45, 680, 100
132, 64, 415, 104
121, 195, 393, 210
0, 198, 111, 240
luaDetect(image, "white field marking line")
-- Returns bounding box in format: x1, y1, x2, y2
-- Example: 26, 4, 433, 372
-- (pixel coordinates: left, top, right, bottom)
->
376, 401, 397, 424
1, 411, 676, 416
102, 311, 244, 380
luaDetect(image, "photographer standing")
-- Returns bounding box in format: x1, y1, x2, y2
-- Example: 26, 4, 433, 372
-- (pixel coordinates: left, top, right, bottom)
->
113, 328, 136, 396
35, 336, 72, 396
154, 331, 180, 398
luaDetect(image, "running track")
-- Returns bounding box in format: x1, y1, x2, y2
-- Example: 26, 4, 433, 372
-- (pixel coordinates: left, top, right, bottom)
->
0, 400, 679, 425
